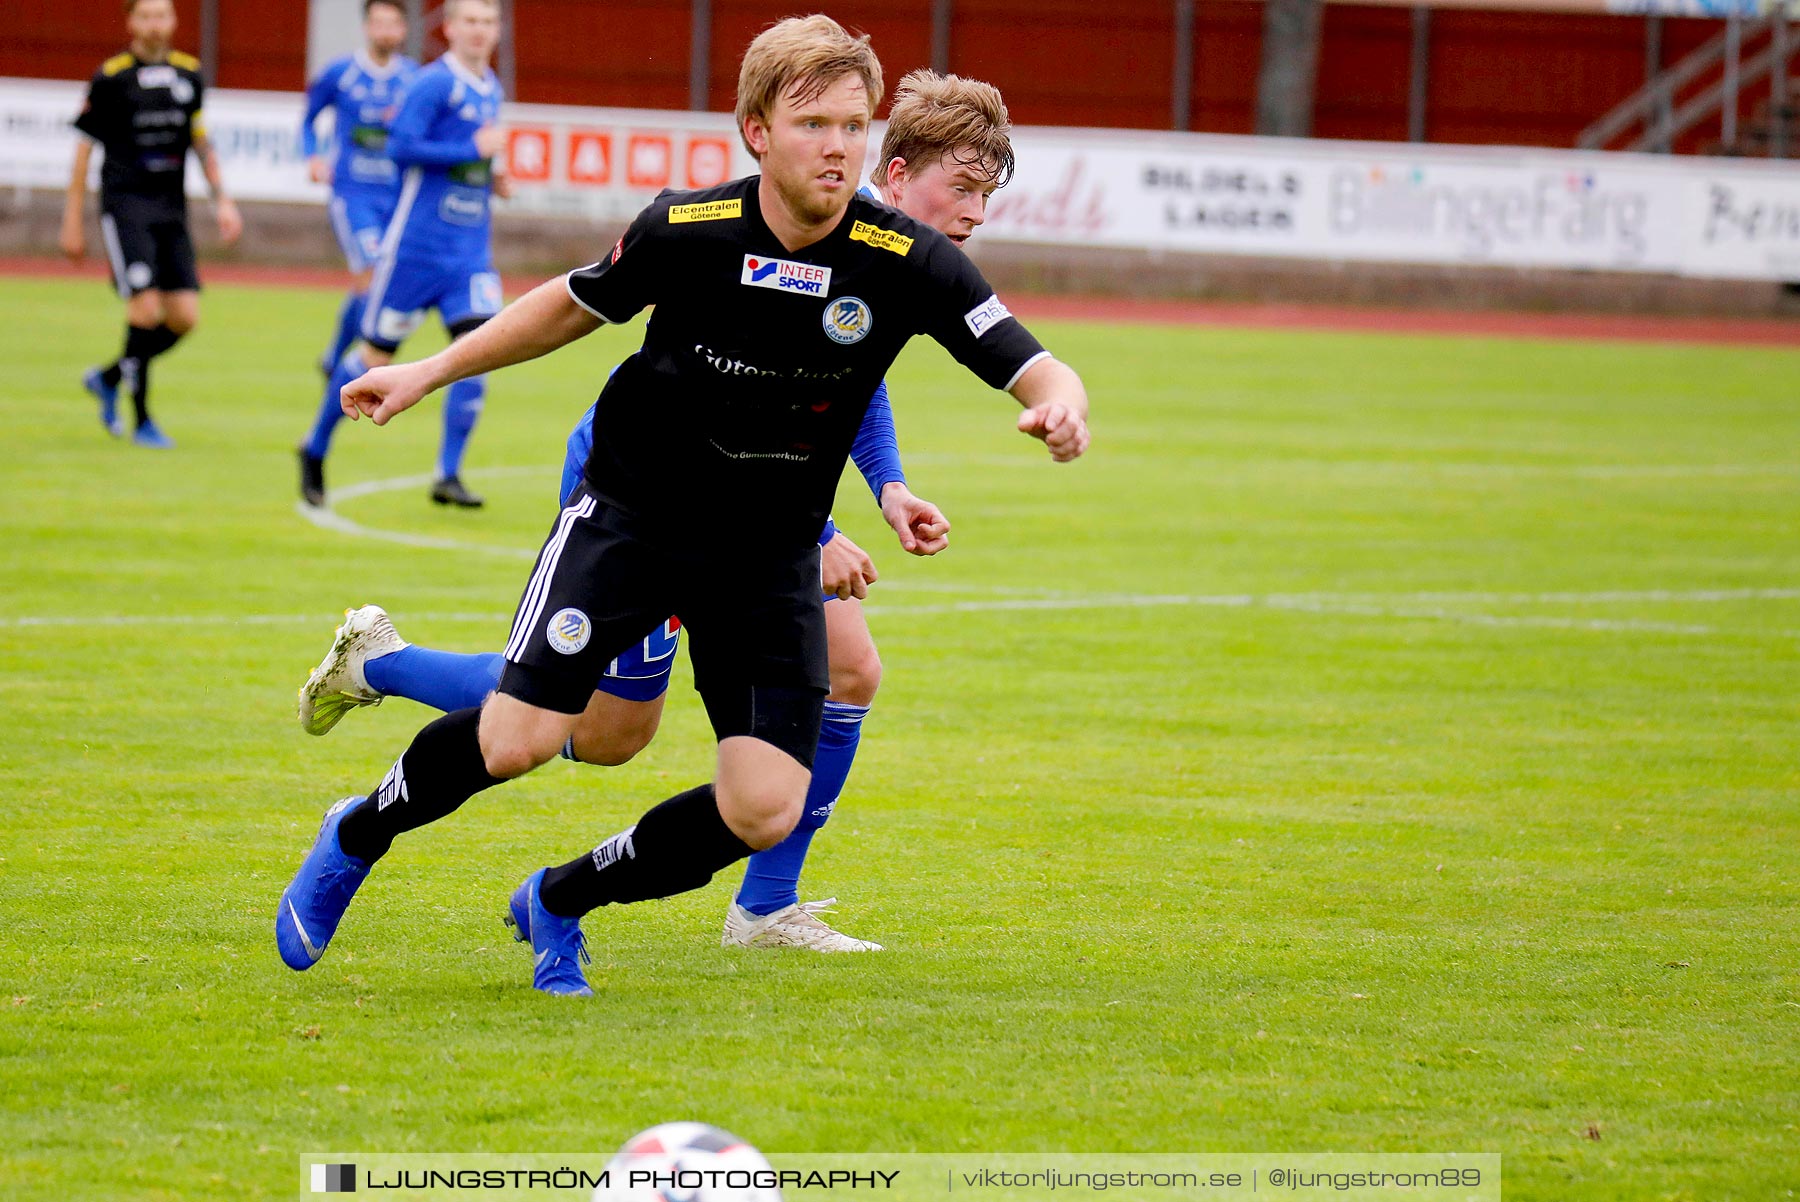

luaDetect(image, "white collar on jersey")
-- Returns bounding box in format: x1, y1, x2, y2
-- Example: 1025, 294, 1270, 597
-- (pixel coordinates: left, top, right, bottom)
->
353, 48, 405, 79
858, 182, 884, 202
442, 53, 497, 95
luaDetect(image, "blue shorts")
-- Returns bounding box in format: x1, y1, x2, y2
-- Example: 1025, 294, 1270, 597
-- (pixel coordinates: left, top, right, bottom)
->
361, 251, 502, 352
328, 190, 394, 274
595, 617, 681, 701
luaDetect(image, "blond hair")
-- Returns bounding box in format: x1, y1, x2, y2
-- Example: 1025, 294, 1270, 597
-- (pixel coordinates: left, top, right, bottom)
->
875, 69, 1014, 189
735, 15, 883, 157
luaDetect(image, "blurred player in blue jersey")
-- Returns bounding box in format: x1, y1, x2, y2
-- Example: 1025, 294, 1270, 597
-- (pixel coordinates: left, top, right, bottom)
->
295, 0, 415, 506
295, 70, 1016, 954
309, 0, 509, 509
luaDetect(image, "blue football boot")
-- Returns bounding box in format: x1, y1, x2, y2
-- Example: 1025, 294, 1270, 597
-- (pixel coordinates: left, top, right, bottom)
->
131, 421, 175, 449
504, 869, 593, 997
276, 796, 372, 970
82, 367, 123, 436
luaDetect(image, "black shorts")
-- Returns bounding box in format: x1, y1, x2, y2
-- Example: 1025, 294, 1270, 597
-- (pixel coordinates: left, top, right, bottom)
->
497, 485, 828, 767
99, 192, 199, 298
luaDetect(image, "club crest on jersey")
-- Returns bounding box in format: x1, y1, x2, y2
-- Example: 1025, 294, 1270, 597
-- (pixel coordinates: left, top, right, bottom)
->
741, 255, 831, 296
822, 296, 872, 345
546, 607, 592, 655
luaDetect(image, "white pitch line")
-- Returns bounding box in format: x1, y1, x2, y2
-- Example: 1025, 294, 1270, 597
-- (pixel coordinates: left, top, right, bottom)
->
0, 611, 518, 630
10, 472, 1791, 638
901, 455, 1800, 478
295, 465, 546, 561
1267, 587, 1800, 607
296, 465, 1068, 595
8, 589, 1800, 637
297, 468, 1800, 609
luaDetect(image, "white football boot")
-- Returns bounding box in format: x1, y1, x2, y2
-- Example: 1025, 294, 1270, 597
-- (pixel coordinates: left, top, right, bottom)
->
297, 605, 408, 736
722, 897, 884, 952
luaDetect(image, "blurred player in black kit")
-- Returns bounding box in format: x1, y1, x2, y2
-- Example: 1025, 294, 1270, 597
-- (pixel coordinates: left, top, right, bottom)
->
61, 0, 242, 448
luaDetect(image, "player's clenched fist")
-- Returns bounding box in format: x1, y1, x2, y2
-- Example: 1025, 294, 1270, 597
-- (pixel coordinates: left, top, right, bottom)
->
340, 361, 436, 425
1018, 401, 1090, 463
880, 482, 950, 555
820, 532, 879, 601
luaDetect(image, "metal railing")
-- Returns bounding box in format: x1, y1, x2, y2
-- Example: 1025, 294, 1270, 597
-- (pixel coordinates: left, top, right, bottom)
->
1578, 5, 1797, 156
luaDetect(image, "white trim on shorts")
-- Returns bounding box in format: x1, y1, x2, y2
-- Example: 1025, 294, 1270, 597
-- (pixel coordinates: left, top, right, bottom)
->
504, 493, 598, 662
99, 212, 130, 299
361, 166, 423, 341
328, 196, 367, 273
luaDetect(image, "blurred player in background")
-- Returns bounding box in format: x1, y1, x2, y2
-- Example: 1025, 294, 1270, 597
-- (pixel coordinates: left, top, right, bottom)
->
62, 0, 242, 448
311, 0, 510, 508
293, 69, 1017, 956
296, 0, 416, 506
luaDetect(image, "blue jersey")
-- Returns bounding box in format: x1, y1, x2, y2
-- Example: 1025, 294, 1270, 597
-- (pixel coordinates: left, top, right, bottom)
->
299, 50, 416, 198
384, 55, 503, 266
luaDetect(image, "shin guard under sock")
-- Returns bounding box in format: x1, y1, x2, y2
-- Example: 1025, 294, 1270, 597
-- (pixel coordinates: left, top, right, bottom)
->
334, 706, 504, 863
537, 784, 753, 916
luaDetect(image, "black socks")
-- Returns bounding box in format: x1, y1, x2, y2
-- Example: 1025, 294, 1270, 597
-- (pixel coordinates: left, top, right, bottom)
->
327, 713, 757, 922
538, 784, 754, 917
105, 324, 183, 426
335, 707, 504, 863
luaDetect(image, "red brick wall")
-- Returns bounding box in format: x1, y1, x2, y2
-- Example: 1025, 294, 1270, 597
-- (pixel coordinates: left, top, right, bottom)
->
0, 0, 1753, 154
8, 0, 304, 89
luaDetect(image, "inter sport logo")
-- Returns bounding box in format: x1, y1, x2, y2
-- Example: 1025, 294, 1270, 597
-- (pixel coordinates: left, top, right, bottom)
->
741, 254, 831, 296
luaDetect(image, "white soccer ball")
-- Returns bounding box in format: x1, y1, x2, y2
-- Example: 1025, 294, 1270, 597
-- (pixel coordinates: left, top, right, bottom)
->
593, 1122, 782, 1202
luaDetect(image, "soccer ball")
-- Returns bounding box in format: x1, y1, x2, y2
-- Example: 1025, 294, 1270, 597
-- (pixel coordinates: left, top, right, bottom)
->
593, 1122, 782, 1202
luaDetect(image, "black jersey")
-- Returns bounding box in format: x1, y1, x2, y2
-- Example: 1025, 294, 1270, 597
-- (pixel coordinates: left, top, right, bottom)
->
74, 50, 206, 202
566, 176, 1050, 552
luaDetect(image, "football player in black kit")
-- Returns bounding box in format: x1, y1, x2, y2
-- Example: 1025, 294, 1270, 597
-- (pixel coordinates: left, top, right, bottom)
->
60, 0, 242, 448
275, 15, 1090, 996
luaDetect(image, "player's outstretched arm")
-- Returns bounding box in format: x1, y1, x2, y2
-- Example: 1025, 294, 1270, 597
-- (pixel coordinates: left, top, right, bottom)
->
60, 139, 93, 261
1010, 357, 1090, 463
194, 134, 242, 245
299, 65, 334, 182
341, 276, 601, 424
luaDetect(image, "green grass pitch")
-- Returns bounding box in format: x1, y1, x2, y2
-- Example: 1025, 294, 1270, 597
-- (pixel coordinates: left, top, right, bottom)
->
1, 274, 1796, 1200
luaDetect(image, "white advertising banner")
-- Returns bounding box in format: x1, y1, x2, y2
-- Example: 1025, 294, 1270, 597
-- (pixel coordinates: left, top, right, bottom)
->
0, 76, 757, 223
983, 127, 1798, 281
1680, 170, 1800, 281
3, 75, 1795, 281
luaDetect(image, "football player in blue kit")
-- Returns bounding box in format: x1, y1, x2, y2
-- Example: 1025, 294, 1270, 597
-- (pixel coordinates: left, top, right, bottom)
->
294, 69, 1020, 955
296, 0, 416, 507
311, 0, 510, 509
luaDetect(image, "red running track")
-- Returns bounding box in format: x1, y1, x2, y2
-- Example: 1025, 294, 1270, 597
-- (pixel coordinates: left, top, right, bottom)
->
6, 256, 1794, 350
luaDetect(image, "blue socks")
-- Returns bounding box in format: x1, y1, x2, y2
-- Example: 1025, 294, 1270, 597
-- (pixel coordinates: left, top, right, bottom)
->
736, 699, 869, 916
304, 349, 366, 461
363, 647, 504, 714
438, 374, 486, 480
324, 290, 368, 375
